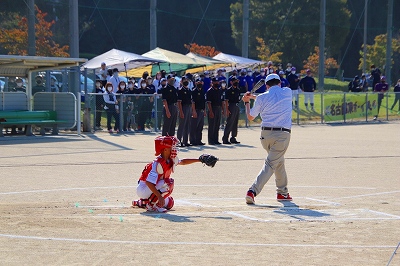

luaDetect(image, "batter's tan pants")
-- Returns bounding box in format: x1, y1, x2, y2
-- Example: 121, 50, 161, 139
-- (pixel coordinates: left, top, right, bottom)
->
249, 130, 291, 196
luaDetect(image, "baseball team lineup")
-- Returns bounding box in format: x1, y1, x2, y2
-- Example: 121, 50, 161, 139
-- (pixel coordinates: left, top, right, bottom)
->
133, 73, 294, 213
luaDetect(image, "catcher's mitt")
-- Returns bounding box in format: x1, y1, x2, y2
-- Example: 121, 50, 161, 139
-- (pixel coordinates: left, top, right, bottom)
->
199, 154, 219, 168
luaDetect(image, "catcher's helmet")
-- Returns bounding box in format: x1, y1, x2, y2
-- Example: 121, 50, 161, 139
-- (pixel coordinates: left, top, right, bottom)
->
154, 136, 180, 156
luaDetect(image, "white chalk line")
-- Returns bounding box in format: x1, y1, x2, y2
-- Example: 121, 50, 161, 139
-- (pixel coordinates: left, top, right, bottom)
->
0, 185, 377, 196
0, 233, 395, 249
334, 190, 400, 200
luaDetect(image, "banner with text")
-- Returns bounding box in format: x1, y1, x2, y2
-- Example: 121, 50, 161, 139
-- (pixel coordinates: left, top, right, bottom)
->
324, 93, 378, 122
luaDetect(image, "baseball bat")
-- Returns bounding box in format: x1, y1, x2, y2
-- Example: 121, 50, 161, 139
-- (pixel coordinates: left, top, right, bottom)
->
251, 79, 265, 94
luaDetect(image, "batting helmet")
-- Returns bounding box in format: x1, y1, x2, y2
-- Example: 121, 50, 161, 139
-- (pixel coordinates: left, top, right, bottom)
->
154, 136, 180, 156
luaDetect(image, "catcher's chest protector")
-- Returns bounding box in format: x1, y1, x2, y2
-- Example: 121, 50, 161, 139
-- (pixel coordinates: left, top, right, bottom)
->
139, 157, 173, 182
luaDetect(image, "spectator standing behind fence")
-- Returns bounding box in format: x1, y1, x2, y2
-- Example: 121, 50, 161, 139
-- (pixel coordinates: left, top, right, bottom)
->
202, 70, 211, 93
254, 68, 267, 93
190, 78, 206, 146
391, 79, 400, 114
287, 67, 300, 109
373, 76, 389, 120
126, 80, 136, 131
95, 79, 105, 130
116, 81, 128, 131
162, 74, 178, 136
246, 69, 254, 92
279, 71, 289, 88
103, 82, 120, 133
299, 69, 316, 111
371, 65, 381, 90
238, 69, 248, 93
155, 78, 166, 131
177, 77, 192, 147
99, 62, 108, 87
109, 68, 121, 93
136, 77, 155, 131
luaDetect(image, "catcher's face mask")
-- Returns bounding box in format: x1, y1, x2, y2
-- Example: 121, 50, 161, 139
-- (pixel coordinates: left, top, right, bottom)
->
154, 136, 180, 158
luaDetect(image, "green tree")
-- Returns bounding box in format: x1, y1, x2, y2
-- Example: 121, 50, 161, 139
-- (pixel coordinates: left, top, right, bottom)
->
359, 34, 400, 72
230, 0, 350, 69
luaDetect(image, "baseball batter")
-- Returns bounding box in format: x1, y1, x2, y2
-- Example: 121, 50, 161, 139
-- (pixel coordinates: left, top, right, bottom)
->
242, 73, 293, 204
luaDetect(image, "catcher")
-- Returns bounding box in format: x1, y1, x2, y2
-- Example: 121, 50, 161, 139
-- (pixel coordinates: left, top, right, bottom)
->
132, 135, 218, 212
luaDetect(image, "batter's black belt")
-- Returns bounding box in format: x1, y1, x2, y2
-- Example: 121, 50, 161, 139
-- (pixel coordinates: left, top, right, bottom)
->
261, 127, 291, 133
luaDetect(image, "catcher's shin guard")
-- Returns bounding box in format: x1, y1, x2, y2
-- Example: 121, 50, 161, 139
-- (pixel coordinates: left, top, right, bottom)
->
164, 196, 174, 210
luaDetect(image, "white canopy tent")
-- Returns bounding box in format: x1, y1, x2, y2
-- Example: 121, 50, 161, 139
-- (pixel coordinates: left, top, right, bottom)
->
81, 48, 162, 71
213, 52, 265, 71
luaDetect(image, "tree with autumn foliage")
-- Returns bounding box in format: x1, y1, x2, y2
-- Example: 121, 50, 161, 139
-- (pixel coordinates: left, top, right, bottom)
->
302, 47, 339, 75
359, 34, 400, 72
0, 6, 69, 57
184, 43, 220, 57
255, 37, 283, 64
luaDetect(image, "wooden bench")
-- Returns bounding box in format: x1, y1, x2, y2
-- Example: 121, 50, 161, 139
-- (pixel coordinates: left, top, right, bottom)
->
0, 110, 67, 137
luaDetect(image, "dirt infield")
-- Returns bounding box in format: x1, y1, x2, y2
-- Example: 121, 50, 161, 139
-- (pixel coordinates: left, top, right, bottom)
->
0, 122, 399, 266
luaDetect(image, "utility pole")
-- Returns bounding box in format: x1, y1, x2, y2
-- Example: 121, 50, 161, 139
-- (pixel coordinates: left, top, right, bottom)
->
385, 0, 393, 86
150, 0, 157, 50
362, 0, 368, 75
242, 0, 249, 58
318, 0, 326, 91
28, 0, 36, 56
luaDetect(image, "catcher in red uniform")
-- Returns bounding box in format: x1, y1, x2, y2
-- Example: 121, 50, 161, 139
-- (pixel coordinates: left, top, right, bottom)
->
132, 135, 218, 212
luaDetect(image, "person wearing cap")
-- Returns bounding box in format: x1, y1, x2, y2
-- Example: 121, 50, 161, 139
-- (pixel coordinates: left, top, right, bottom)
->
254, 68, 267, 93
190, 78, 206, 146
222, 76, 241, 144
286, 67, 300, 109
12, 77, 26, 93
278, 71, 289, 88
206, 77, 223, 145
373, 76, 389, 120
161, 74, 178, 136
246, 69, 254, 92
238, 69, 248, 93
99, 62, 108, 87
242, 73, 293, 204
216, 68, 227, 83
285, 63, 292, 77
299, 69, 316, 111
177, 77, 192, 146
109, 68, 121, 93
266, 61, 274, 75
228, 69, 238, 85
202, 70, 211, 93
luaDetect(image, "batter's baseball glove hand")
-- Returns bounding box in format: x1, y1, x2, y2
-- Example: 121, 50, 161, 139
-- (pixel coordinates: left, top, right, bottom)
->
199, 154, 219, 168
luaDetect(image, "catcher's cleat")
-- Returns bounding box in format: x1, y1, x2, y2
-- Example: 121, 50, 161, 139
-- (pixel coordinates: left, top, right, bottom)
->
277, 193, 292, 201
132, 199, 147, 208
245, 190, 255, 204
146, 203, 167, 213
